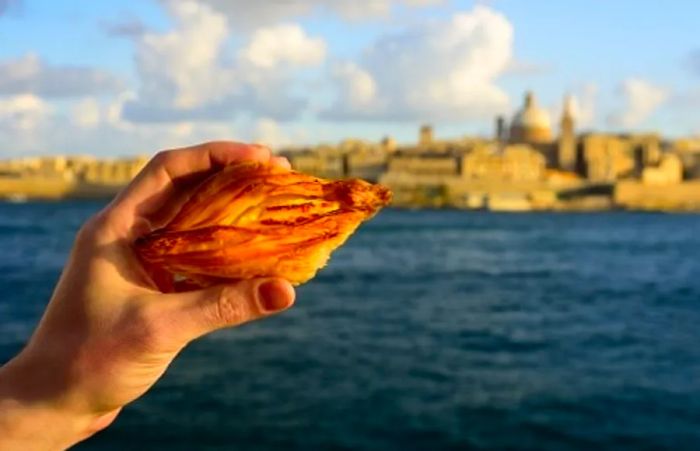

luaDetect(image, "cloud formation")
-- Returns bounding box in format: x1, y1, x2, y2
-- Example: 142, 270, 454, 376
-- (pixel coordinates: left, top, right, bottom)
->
324, 6, 513, 122
122, 1, 325, 123
0, 94, 51, 132
1, 0, 686, 156
240, 24, 326, 69
608, 78, 668, 128
0, 54, 123, 98
71, 98, 102, 128
503, 59, 552, 77
569, 83, 598, 129
187, 0, 446, 29
253, 117, 309, 148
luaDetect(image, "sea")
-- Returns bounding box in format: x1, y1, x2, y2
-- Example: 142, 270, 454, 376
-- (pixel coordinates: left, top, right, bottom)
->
1, 201, 699, 450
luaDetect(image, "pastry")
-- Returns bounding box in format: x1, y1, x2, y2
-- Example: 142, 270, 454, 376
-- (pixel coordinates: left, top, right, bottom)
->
135, 161, 391, 288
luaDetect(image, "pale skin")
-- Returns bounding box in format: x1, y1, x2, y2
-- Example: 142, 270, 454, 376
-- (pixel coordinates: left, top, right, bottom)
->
0, 142, 296, 450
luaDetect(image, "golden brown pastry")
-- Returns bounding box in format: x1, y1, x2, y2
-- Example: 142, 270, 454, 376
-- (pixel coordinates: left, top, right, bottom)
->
135, 161, 391, 288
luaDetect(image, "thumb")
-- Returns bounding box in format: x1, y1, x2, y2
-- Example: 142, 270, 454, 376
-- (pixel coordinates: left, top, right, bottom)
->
158, 278, 295, 344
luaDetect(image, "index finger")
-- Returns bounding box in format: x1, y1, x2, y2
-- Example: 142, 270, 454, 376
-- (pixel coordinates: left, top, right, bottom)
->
106, 141, 272, 238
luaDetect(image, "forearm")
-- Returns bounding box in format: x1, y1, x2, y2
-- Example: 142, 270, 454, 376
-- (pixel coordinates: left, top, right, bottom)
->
0, 355, 105, 450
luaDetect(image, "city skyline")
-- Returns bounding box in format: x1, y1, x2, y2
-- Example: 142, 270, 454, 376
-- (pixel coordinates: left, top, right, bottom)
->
0, 0, 698, 156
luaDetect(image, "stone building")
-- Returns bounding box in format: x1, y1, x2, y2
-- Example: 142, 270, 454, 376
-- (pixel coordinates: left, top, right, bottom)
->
282, 139, 389, 181
380, 136, 397, 154
578, 134, 636, 182
505, 91, 558, 166
641, 153, 683, 185
671, 138, 700, 179
283, 147, 345, 179
419, 124, 434, 148
461, 145, 546, 182
82, 156, 148, 185
387, 153, 460, 177
509, 91, 553, 144
575, 133, 667, 183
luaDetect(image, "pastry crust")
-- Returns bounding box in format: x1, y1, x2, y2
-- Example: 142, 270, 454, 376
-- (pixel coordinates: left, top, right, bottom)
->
135, 161, 391, 287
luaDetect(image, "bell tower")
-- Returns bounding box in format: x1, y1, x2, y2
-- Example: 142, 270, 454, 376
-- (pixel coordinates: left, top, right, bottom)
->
558, 96, 576, 171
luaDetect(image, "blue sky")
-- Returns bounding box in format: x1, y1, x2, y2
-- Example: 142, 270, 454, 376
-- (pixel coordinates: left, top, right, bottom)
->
0, 0, 698, 156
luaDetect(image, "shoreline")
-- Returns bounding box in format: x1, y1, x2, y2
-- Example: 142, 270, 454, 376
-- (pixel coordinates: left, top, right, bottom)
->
2, 197, 699, 214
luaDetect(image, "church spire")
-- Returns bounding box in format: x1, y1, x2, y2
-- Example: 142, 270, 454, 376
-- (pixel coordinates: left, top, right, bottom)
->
558, 94, 576, 172
524, 90, 535, 108
562, 95, 574, 121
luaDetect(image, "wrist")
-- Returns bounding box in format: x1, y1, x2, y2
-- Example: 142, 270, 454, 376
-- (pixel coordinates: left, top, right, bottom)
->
0, 353, 112, 450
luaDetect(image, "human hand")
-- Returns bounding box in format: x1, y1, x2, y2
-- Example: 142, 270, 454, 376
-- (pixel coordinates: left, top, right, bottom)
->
0, 142, 296, 450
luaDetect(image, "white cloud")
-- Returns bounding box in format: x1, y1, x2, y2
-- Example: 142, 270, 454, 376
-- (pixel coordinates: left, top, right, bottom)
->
0, 88, 242, 155
252, 117, 310, 149
330, 62, 378, 111
0, 110, 239, 156
0, 94, 52, 152
323, 6, 513, 121
254, 118, 288, 148
0, 53, 122, 97
326, 1, 393, 20
608, 78, 668, 128
0, 94, 51, 131
2, 0, 530, 155
240, 24, 326, 69
123, 1, 325, 123
570, 83, 597, 128
404, 0, 444, 5
504, 59, 551, 77
134, 1, 233, 110
71, 98, 101, 128
187, 0, 446, 28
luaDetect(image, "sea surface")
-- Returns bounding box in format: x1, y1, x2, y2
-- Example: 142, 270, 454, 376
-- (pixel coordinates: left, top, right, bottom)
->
0, 202, 699, 450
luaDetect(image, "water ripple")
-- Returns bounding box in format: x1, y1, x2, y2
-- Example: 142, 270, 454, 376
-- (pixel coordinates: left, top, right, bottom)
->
1, 204, 700, 450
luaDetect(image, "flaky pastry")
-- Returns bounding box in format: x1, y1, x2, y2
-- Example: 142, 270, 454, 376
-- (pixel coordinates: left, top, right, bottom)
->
135, 161, 391, 287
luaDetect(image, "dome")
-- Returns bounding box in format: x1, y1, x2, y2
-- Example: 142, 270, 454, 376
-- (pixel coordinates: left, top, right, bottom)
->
509, 91, 553, 143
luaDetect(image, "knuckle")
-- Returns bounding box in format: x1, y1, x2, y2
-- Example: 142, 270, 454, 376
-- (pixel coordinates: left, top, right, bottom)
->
76, 212, 107, 243
214, 285, 253, 326
76, 210, 118, 246
76, 216, 98, 242
152, 150, 172, 165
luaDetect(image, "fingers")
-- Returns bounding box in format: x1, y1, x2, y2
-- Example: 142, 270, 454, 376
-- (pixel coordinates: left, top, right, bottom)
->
154, 278, 295, 344
271, 156, 291, 170
118, 141, 272, 213
104, 142, 273, 238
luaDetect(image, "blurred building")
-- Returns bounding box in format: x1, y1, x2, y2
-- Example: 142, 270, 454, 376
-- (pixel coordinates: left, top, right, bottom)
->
0, 155, 149, 200
509, 91, 553, 144
671, 138, 700, 179
558, 96, 576, 172
461, 145, 546, 182
641, 153, 683, 185
578, 134, 636, 182
4, 89, 696, 211
502, 91, 560, 167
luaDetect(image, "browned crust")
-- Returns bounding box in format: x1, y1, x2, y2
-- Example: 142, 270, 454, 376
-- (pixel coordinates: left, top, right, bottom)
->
134, 161, 391, 287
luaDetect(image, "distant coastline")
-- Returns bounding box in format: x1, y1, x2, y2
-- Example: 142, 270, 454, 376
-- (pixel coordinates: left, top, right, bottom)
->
2, 177, 700, 213
3, 91, 700, 213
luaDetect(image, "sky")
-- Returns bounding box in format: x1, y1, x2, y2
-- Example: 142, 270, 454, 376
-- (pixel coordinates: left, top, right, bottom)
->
0, 0, 698, 157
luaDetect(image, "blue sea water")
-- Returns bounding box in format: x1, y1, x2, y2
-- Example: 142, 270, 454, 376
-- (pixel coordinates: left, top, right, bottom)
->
1, 202, 699, 450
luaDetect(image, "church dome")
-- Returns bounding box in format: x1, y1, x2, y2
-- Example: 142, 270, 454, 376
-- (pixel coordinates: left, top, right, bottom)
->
510, 91, 553, 143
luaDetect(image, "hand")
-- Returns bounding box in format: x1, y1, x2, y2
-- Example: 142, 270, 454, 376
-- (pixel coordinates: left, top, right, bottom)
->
0, 142, 296, 450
